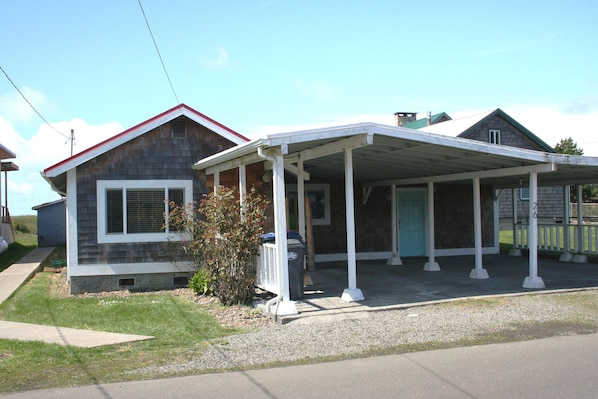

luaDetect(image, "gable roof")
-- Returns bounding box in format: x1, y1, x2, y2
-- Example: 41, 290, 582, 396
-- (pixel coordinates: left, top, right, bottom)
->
402, 112, 452, 129
42, 103, 249, 179
419, 108, 555, 153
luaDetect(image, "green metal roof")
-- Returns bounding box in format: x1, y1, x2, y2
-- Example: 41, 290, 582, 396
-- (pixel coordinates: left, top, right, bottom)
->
403, 112, 452, 129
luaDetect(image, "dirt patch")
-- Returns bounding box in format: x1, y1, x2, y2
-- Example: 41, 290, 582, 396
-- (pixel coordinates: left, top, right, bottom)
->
50, 270, 273, 329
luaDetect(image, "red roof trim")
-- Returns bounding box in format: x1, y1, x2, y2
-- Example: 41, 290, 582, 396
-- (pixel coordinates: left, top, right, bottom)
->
43, 103, 249, 174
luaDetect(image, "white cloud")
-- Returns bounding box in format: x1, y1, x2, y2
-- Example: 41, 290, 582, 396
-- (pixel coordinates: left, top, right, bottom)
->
507, 105, 598, 157
0, 87, 56, 124
1, 115, 122, 215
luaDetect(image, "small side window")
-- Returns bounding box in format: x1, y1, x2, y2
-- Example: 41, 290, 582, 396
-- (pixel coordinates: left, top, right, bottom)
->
489, 129, 501, 144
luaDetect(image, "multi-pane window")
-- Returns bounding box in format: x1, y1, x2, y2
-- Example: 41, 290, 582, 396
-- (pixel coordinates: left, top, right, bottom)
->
488, 129, 501, 144
97, 180, 191, 243
286, 184, 331, 227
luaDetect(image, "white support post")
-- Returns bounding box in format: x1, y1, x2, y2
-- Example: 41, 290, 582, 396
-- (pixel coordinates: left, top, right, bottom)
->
470, 177, 489, 279
523, 171, 545, 288
509, 188, 522, 256
559, 185, 573, 262
238, 164, 246, 212
573, 185, 588, 263
297, 159, 306, 240
387, 184, 402, 265
272, 151, 297, 315
213, 171, 220, 194
424, 182, 440, 271
341, 148, 364, 302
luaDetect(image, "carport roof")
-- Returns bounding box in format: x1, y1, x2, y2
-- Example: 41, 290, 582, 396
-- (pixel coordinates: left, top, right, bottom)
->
194, 122, 598, 188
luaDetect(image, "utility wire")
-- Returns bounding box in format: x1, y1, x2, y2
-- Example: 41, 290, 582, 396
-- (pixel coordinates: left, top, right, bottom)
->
0, 64, 70, 139
138, 0, 180, 104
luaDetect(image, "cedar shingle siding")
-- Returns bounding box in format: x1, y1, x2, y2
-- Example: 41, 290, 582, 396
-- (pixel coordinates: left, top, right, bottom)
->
76, 117, 236, 266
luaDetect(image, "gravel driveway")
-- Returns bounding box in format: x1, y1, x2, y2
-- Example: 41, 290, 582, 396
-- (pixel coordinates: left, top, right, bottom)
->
132, 289, 598, 376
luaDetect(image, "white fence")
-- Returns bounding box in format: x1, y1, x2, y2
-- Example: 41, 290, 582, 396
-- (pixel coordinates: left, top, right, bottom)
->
256, 243, 282, 296
514, 223, 598, 255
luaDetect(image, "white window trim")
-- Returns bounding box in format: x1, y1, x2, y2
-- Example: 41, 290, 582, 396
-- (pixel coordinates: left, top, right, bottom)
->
520, 187, 530, 201
97, 180, 193, 244
286, 183, 331, 225
489, 129, 501, 144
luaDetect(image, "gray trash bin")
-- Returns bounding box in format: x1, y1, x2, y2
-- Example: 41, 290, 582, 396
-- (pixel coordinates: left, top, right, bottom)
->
287, 238, 306, 300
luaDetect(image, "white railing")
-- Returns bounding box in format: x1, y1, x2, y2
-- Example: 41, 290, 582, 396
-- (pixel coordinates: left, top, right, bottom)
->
256, 243, 282, 295
514, 223, 598, 255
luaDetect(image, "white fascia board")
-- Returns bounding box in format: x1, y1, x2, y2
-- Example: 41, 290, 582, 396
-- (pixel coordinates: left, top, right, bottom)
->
45, 107, 248, 178
194, 139, 265, 171
374, 123, 558, 163
68, 262, 196, 276
265, 123, 375, 147
44, 111, 184, 178
183, 109, 247, 145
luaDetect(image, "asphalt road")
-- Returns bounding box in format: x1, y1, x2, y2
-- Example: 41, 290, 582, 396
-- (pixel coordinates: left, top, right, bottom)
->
4, 333, 598, 399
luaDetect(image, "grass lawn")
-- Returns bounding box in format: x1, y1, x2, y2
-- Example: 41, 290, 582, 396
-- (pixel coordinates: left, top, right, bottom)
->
0, 266, 242, 393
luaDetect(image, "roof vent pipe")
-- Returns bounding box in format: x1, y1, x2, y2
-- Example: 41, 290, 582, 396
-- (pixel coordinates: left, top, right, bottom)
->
427, 111, 431, 126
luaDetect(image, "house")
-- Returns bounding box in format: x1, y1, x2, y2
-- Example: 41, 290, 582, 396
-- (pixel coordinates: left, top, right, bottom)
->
32, 199, 66, 247
193, 121, 598, 315
41, 104, 249, 293
1, 143, 18, 246
402, 109, 565, 226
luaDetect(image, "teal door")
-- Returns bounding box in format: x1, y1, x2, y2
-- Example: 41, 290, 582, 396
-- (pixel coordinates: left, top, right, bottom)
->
398, 189, 426, 257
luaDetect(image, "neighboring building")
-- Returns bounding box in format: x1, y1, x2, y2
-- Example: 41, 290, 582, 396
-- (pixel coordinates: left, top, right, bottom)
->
404, 109, 565, 226
33, 199, 66, 247
41, 104, 249, 293
0, 143, 18, 245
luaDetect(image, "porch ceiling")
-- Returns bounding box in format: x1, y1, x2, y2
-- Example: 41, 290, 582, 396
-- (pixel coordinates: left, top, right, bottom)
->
195, 123, 598, 188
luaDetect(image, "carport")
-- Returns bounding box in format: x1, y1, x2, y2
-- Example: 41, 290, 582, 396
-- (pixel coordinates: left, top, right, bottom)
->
194, 122, 598, 315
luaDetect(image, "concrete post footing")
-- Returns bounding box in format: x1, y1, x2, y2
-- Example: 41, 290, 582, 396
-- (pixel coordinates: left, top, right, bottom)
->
469, 268, 489, 279
522, 276, 545, 289
341, 288, 364, 302
509, 248, 522, 257
387, 257, 403, 266
423, 262, 441, 271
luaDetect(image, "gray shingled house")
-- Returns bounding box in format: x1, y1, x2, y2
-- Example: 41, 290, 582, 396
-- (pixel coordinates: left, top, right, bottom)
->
399, 108, 565, 226
42, 104, 248, 294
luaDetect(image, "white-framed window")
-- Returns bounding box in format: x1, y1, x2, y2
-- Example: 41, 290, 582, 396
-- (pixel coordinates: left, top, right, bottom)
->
286, 183, 331, 226
520, 187, 530, 201
488, 129, 501, 144
97, 180, 193, 243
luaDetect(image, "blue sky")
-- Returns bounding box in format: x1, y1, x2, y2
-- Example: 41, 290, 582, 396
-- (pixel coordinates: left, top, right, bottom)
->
1, 0, 598, 215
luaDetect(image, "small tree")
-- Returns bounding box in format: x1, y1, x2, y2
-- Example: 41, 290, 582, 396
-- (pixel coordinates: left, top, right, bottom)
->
554, 137, 596, 202
168, 186, 269, 305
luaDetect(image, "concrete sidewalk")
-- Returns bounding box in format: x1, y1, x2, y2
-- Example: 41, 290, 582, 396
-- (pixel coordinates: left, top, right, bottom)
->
0, 247, 154, 347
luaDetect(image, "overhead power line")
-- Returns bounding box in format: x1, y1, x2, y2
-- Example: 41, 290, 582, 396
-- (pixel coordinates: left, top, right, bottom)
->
0, 64, 70, 139
138, 0, 180, 104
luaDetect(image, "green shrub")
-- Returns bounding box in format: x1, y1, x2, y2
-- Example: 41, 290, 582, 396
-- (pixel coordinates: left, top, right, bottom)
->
169, 186, 269, 305
14, 223, 31, 234
189, 268, 214, 296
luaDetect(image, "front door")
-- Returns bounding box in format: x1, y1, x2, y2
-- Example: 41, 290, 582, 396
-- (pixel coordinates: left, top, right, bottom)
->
398, 189, 426, 257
